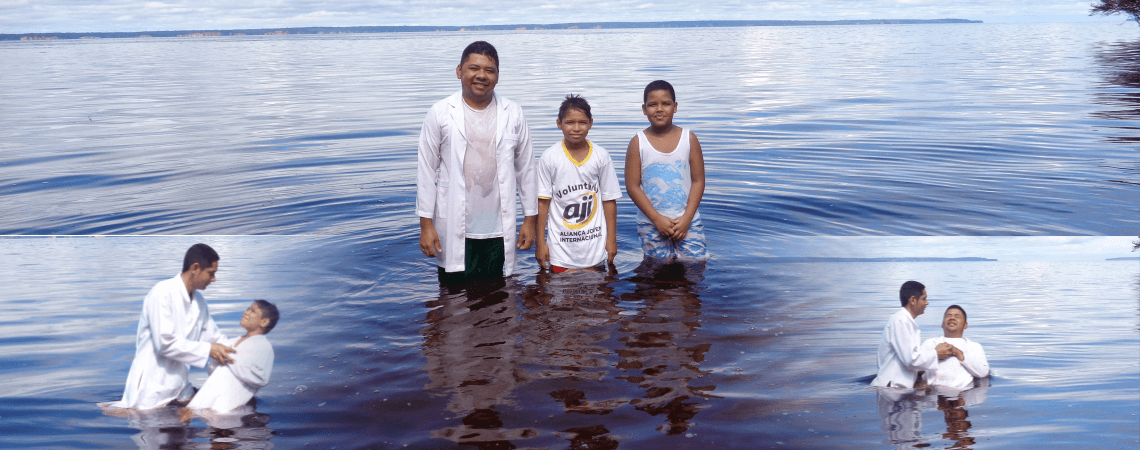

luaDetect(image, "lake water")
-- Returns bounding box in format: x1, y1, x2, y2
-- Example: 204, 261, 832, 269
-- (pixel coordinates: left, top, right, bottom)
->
1, 22, 1138, 449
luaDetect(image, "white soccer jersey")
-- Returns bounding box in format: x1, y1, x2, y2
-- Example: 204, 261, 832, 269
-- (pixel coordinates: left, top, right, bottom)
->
537, 140, 622, 269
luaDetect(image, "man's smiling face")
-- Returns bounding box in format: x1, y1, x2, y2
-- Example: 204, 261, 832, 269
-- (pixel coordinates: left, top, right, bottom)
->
456, 53, 498, 105
941, 307, 967, 337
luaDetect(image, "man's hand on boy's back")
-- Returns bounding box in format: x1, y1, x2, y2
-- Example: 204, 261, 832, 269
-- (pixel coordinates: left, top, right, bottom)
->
210, 343, 236, 364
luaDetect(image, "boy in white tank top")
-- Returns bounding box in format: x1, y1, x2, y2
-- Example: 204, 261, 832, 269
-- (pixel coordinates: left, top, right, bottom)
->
624, 80, 709, 262
536, 95, 622, 272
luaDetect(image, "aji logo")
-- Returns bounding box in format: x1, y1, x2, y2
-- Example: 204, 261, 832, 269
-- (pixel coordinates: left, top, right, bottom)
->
562, 191, 598, 230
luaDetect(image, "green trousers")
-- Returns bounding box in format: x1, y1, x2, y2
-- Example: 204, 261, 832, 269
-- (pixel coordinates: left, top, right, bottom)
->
437, 237, 505, 284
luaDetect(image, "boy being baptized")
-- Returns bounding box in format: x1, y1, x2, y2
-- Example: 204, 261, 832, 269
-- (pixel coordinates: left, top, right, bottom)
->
181, 300, 277, 421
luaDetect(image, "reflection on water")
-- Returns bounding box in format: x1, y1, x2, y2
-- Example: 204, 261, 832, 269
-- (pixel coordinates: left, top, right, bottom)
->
618, 261, 715, 435
104, 404, 274, 449
420, 261, 716, 446
2, 236, 1137, 448
1093, 38, 1140, 146
876, 382, 989, 449
422, 278, 541, 447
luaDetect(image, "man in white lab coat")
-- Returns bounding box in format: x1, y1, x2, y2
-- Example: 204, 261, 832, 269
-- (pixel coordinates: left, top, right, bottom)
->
872, 280, 954, 388
919, 305, 990, 389
417, 40, 537, 283
109, 243, 236, 409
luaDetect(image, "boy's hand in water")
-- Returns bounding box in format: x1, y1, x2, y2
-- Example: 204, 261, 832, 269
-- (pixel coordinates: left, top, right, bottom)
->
535, 240, 550, 269
606, 239, 617, 264
210, 343, 236, 364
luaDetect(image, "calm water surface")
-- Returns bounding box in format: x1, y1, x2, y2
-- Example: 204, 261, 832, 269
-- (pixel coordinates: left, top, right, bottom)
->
1, 22, 1138, 449
1, 23, 1137, 235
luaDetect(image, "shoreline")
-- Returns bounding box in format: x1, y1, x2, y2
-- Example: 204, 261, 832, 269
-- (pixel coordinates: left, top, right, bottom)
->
2, 19, 982, 41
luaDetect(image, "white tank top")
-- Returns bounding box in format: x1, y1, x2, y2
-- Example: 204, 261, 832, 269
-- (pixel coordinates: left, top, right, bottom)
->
636, 128, 698, 222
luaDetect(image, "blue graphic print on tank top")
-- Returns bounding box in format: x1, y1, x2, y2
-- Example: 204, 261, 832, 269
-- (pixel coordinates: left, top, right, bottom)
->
636, 128, 698, 223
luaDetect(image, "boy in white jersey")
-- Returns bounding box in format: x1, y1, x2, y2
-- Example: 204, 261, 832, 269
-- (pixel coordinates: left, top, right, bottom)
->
624, 80, 709, 261
536, 95, 621, 272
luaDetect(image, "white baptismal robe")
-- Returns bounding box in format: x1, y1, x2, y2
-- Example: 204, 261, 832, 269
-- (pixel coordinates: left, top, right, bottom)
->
111, 275, 229, 409
187, 334, 274, 413
920, 336, 989, 389
872, 308, 939, 388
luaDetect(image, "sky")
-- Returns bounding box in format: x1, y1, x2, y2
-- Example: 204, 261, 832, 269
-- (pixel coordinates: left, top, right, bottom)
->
1, 0, 1132, 34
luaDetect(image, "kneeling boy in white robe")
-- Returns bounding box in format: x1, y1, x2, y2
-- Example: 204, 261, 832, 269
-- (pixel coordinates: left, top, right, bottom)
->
919, 304, 989, 390
183, 300, 278, 418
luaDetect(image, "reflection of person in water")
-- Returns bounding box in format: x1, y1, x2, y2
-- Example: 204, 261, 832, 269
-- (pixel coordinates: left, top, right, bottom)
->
519, 268, 627, 447
421, 279, 539, 447
615, 260, 716, 435
520, 267, 627, 416
876, 374, 990, 448
918, 305, 990, 390
104, 406, 274, 450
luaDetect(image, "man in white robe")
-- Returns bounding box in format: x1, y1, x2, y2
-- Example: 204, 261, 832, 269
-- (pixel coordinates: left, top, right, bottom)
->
920, 305, 990, 389
109, 243, 236, 409
872, 280, 954, 388
417, 40, 537, 282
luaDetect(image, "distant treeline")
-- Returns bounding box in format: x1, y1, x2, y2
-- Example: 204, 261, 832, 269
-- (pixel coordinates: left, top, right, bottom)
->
2, 19, 982, 41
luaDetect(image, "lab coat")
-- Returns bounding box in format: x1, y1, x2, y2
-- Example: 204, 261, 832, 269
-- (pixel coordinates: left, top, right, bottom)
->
417, 90, 537, 276
110, 275, 229, 409
187, 334, 274, 413
920, 336, 990, 389
872, 308, 939, 388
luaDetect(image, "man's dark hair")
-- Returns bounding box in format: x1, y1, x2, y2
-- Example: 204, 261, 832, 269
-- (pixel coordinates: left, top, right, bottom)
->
643, 79, 676, 103
945, 304, 967, 323
253, 299, 280, 334
558, 94, 592, 121
899, 280, 926, 307
461, 41, 499, 68
181, 243, 220, 273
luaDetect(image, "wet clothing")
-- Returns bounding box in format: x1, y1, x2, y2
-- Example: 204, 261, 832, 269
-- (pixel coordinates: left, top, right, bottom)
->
872, 308, 939, 388
462, 97, 503, 238
437, 237, 506, 284
636, 216, 710, 261
537, 140, 621, 269
633, 128, 708, 261
186, 334, 274, 413
920, 336, 989, 389
417, 90, 536, 276
111, 275, 229, 409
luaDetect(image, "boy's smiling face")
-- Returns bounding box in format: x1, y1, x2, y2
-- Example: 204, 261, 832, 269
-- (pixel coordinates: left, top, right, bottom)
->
240, 303, 269, 334
642, 89, 677, 128
557, 108, 592, 147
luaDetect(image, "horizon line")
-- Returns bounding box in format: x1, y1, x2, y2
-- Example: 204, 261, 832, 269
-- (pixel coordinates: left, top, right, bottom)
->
1, 18, 983, 40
